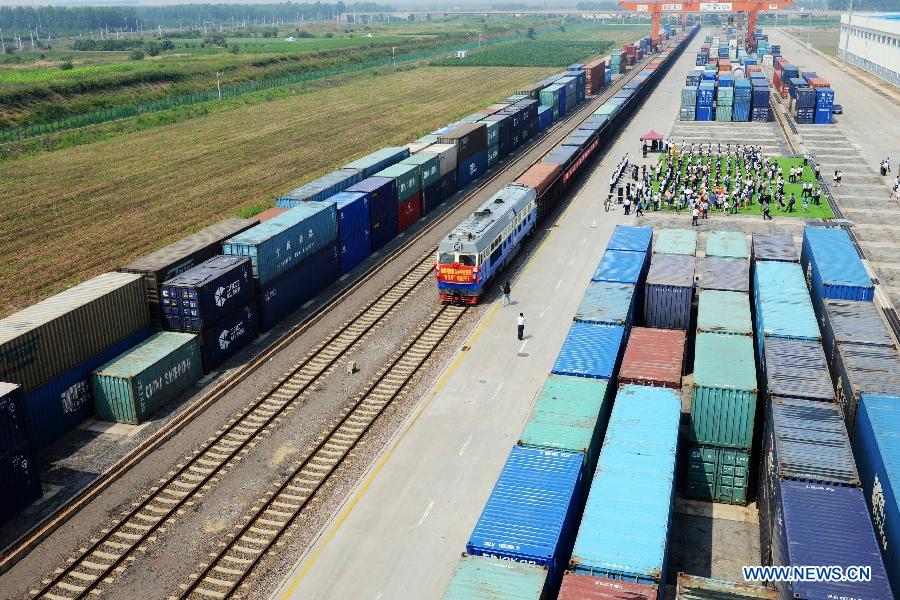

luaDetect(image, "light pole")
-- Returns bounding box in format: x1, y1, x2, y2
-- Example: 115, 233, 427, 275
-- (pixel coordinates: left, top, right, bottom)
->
217, 71, 223, 100
842, 0, 853, 66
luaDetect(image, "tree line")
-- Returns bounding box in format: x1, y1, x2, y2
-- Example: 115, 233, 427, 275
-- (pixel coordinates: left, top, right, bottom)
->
0, 2, 393, 36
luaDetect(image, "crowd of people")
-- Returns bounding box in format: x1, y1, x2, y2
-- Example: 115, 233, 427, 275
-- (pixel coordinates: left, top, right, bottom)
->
610, 141, 825, 223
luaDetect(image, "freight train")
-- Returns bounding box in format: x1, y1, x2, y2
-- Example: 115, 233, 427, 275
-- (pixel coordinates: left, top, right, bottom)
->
0, 25, 696, 524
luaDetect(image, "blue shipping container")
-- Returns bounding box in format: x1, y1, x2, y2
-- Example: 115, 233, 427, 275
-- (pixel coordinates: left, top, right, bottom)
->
773, 481, 892, 600
339, 227, 371, 275
324, 191, 370, 241
222, 203, 338, 287
0, 443, 41, 524
801, 227, 874, 313
160, 256, 254, 332
570, 385, 680, 593
575, 282, 636, 328
607, 225, 653, 253
343, 147, 409, 178
551, 322, 625, 380
24, 327, 153, 449
346, 176, 398, 252
753, 261, 820, 361
466, 445, 583, 594
854, 394, 900, 598
198, 303, 258, 373
592, 250, 648, 285
256, 243, 339, 331
438, 171, 458, 203
0, 383, 28, 455
275, 168, 363, 206
457, 149, 488, 189
538, 105, 553, 131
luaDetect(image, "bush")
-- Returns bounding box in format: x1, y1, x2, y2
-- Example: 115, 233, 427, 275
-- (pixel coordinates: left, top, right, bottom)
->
324, 32, 334, 38
130, 49, 145, 61
161, 39, 175, 51
59, 59, 74, 70
204, 33, 227, 47
145, 41, 162, 56
296, 30, 314, 38
230, 44, 240, 54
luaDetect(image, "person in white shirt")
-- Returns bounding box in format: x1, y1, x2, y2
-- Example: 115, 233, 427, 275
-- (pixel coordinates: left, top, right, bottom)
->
517, 313, 526, 340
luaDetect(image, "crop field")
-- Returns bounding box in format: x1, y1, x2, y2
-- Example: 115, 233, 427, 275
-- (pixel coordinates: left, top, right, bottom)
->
0, 66, 552, 316
539, 23, 650, 46
431, 40, 614, 67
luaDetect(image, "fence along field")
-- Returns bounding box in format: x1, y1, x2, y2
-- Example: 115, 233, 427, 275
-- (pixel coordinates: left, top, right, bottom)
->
431, 40, 614, 67
0, 66, 553, 317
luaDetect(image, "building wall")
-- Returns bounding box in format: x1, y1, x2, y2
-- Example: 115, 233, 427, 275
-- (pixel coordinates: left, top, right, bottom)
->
839, 13, 900, 85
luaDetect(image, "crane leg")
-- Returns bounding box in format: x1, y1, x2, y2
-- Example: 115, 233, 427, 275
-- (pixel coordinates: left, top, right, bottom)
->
651, 10, 661, 46
747, 10, 758, 48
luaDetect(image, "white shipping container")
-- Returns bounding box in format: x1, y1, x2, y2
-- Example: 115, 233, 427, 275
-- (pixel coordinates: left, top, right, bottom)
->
426, 143, 458, 177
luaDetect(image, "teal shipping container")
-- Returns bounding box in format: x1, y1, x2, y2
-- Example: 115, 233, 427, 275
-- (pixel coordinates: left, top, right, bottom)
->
654, 229, 697, 255
706, 231, 748, 259
442, 554, 546, 599
481, 120, 500, 147
486, 143, 500, 168
570, 385, 680, 589
574, 282, 636, 328
687, 445, 751, 505
697, 290, 752, 335
91, 332, 201, 424
519, 375, 611, 478
691, 333, 757, 449
399, 153, 440, 190
753, 261, 821, 361
373, 163, 420, 203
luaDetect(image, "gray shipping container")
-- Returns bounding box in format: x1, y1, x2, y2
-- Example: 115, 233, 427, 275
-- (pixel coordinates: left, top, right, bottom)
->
751, 233, 798, 263
644, 254, 695, 330
761, 338, 834, 403
699, 257, 749, 292
833, 344, 900, 437
819, 300, 895, 367
119, 219, 258, 317
0, 273, 150, 394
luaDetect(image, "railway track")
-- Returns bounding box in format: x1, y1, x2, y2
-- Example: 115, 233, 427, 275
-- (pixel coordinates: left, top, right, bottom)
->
177, 303, 467, 600
16, 41, 673, 600
30, 251, 438, 600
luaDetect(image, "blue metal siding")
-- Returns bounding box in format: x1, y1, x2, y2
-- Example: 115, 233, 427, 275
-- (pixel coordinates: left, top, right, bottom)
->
607, 225, 653, 253
0, 384, 28, 455
23, 327, 153, 449
753, 261, 821, 361
854, 394, 900, 598
458, 149, 488, 189
571, 385, 680, 591
773, 481, 892, 600
339, 227, 372, 275
275, 168, 363, 206
222, 203, 338, 287
466, 446, 584, 593
198, 304, 258, 373
761, 339, 834, 403
323, 192, 370, 241
552, 322, 625, 380
256, 243, 340, 332
160, 256, 254, 332
575, 282, 636, 328
0, 442, 41, 523
592, 250, 648, 285
347, 177, 398, 252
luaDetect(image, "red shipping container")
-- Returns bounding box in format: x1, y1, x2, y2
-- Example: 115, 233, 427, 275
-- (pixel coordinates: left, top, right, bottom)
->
618, 327, 686, 389
255, 207, 288, 222
559, 573, 658, 600
747, 64, 762, 73
515, 163, 560, 195
397, 192, 421, 233
806, 76, 830, 89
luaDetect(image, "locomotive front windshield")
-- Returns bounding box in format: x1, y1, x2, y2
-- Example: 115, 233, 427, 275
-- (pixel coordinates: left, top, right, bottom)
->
438, 252, 477, 266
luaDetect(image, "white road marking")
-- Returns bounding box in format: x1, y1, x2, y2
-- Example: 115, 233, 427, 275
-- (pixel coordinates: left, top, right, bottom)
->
539, 308, 547, 318
417, 501, 435, 528
581, 238, 587, 246
519, 340, 528, 353
375, 593, 384, 600
458, 435, 472, 456
591, 220, 597, 227
555, 279, 562, 290
569, 259, 575, 266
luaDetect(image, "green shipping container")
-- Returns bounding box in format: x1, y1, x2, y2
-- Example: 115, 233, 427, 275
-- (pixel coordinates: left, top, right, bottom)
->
691, 333, 757, 449
706, 231, 750, 258
443, 554, 546, 599
686, 445, 750, 505
655, 228, 698, 255
400, 153, 441, 189
486, 144, 500, 168
461, 113, 484, 122
697, 290, 752, 335
481, 120, 500, 147
518, 375, 610, 477
91, 332, 201, 424
594, 104, 618, 118
373, 163, 420, 203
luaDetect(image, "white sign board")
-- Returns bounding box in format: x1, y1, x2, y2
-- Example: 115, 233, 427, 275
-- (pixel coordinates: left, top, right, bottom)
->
662, 3, 684, 10
700, 2, 734, 11
636, 4, 649, 11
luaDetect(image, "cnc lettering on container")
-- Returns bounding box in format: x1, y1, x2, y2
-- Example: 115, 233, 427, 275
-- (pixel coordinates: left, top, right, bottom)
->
60, 381, 89, 414
872, 475, 888, 551
218, 321, 247, 351
140, 358, 194, 403
0, 336, 40, 378
214, 279, 243, 307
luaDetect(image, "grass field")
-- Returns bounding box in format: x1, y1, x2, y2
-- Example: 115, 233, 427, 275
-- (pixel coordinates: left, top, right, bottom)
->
782, 28, 841, 56
650, 155, 834, 219
0, 66, 553, 317
431, 40, 613, 67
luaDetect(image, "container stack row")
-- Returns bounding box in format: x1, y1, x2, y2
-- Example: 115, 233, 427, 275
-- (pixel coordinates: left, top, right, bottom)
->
751, 231, 896, 600
444, 226, 653, 599
0, 26, 700, 526
684, 37, 770, 122
772, 57, 836, 124
799, 226, 900, 598
688, 231, 756, 505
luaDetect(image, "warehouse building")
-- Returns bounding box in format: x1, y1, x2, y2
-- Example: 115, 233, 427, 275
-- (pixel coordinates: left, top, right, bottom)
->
839, 12, 900, 85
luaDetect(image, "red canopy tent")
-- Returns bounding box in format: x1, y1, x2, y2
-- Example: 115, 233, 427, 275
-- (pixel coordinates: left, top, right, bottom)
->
640, 130, 664, 141
640, 130, 664, 153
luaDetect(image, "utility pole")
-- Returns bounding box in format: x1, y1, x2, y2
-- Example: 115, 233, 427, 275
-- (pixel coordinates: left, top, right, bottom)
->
842, 0, 853, 66
806, 12, 811, 48
391, 45, 396, 66
217, 71, 223, 99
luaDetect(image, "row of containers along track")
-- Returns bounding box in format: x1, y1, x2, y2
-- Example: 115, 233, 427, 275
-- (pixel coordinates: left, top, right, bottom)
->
680, 29, 836, 124
0, 26, 697, 524
442, 222, 900, 600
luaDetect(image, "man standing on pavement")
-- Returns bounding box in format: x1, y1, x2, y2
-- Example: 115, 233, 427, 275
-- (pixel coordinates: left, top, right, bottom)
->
517, 313, 526, 341
763, 199, 772, 220
501, 281, 511, 306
